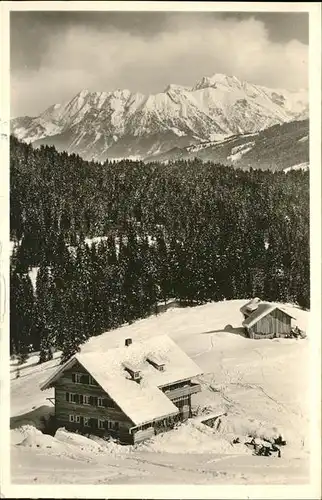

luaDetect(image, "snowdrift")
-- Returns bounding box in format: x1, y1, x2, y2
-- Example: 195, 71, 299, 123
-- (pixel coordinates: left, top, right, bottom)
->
137, 420, 249, 455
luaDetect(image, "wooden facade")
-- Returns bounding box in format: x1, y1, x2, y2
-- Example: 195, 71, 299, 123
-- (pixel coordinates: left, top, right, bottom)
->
246, 308, 292, 339
54, 360, 133, 441
52, 359, 201, 444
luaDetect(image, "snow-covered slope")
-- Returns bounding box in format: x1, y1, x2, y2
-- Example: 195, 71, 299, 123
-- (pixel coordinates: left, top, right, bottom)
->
284, 162, 309, 173
11, 73, 308, 161
10, 299, 311, 485
148, 119, 309, 172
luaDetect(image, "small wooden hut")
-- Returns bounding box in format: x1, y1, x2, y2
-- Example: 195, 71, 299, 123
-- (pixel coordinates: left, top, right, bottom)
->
241, 300, 295, 339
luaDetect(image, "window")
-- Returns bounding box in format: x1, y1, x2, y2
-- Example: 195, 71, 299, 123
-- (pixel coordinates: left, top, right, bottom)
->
67, 393, 86, 404
69, 414, 80, 423
123, 363, 142, 381
81, 374, 89, 384
147, 356, 165, 371
70, 393, 79, 404
90, 396, 98, 406
103, 420, 119, 431
104, 398, 115, 409
72, 373, 82, 384
72, 372, 91, 384
98, 419, 105, 429
66, 392, 112, 408
89, 375, 98, 386
84, 417, 90, 427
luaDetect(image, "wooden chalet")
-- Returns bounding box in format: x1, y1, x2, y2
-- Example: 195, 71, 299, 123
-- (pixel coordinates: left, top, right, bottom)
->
40, 335, 202, 444
241, 299, 295, 339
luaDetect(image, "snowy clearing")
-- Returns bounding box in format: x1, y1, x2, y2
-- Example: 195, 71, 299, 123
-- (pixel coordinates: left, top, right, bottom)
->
284, 162, 309, 173
227, 142, 254, 162
10, 299, 311, 485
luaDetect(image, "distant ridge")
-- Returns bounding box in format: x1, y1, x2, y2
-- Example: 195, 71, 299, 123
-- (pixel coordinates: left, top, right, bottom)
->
146, 120, 309, 172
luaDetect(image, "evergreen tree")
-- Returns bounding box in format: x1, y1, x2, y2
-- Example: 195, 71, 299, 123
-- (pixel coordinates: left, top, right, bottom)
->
140, 236, 158, 315
10, 267, 34, 361
35, 265, 55, 363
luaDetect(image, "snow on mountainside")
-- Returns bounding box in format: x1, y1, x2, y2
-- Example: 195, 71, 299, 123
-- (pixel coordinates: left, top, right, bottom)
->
148, 119, 309, 172
11, 73, 308, 162
10, 300, 310, 485
284, 162, 309, 173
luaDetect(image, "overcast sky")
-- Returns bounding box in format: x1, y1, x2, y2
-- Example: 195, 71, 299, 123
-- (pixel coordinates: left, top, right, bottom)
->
10, 11, 309, 117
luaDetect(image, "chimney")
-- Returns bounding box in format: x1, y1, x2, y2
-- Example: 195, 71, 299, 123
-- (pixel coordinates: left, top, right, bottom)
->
125, 338, 132, 347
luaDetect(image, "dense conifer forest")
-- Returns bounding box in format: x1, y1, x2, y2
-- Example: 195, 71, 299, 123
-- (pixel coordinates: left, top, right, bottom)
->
10, 136, 310, 363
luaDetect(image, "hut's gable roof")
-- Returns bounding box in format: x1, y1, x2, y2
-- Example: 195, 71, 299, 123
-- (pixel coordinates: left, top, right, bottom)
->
242, 303, 295, 328
40, 335, 202, 426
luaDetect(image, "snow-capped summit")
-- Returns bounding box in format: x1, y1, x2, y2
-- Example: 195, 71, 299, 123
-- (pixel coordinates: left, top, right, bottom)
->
193, 73, 242, 90
11, 72, 308, 161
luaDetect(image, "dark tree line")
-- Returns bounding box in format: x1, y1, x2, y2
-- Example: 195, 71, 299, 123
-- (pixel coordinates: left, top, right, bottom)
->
10, 136, 310, 363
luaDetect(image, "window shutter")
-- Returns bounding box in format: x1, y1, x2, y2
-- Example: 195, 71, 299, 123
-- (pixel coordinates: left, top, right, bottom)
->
72, 373, 75, 383
75, 394, 79, 404
66, 392, 69, 402
93, 396, 98, 407
79, 395, 83, 404
103, 398, 108, 407
89, 396, 93, 405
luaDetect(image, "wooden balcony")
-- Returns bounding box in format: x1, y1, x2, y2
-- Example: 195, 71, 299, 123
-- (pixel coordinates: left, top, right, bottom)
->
163, 382, 201, 400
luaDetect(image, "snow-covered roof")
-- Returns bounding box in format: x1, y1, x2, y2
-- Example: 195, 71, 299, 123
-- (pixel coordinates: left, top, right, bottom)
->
40, 335, 202, 426
240, 298, 261, 316
242, 303, 295, 328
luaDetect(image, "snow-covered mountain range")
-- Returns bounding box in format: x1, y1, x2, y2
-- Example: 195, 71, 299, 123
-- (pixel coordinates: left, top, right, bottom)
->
11, 73, 308, 161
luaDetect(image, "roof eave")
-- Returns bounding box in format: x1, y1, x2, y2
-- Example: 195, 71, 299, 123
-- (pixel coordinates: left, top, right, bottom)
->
276, 308, 296, 320
130, 408, 180, 430
40, 356, 77, 391
158, 372, 203, 389
242, 306, 296, 328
